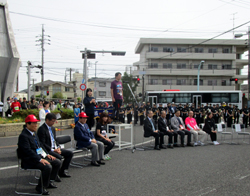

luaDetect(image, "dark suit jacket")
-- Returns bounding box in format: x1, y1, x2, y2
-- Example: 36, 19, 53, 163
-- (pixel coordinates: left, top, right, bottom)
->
144, 117, 157, 137
37, 123, 60, 153
74, 122, 95, 148
17, 128, 48, 169
203, 117, 216, 134
158, 117, 171, 133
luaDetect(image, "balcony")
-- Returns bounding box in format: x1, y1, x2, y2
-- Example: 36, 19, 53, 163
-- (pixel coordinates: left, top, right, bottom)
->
146, 52, 236, 60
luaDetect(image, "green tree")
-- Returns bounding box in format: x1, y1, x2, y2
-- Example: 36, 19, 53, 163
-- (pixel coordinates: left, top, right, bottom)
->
122, 72, 139, 105
52, 92, 64, 99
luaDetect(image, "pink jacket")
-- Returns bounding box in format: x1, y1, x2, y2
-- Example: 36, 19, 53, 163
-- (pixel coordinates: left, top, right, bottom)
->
185, 117, 199, 131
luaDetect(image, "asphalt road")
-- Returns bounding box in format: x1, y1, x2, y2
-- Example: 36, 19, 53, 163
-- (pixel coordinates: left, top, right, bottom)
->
0, 124, 250, 196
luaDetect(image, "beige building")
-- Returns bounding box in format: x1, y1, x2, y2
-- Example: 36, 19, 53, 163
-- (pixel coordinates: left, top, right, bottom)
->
133, 38, 248, 92
34, 80, 74, 99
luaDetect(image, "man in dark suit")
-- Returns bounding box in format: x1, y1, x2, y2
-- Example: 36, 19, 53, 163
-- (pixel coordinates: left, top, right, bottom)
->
17, 115, 61, 195
37, 113, 73, 179
158, 110, 176, 149
144, 110, 165, 150
74, 112, 105, 167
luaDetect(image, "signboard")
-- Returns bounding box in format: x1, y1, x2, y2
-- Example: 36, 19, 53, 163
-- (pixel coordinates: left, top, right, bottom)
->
94, 107, 114, 119
80, 84, 87, 91
82, 79, 85, 84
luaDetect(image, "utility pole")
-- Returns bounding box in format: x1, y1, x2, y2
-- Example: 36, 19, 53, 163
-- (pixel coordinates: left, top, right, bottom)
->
27, 61, 31, 101
69, 68, 72, 81
248, 26, 250, 100
82, 48, 88, 103
36, 24, 50, 99
94, 61, 98, 98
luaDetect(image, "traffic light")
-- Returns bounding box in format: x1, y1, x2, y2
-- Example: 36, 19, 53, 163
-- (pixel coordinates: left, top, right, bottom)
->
230, 78, 238, 84
136, 76, 140, 83
47, 91, 49, 96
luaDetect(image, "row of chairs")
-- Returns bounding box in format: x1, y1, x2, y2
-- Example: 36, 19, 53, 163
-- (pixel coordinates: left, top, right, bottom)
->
199, 123, 250, 145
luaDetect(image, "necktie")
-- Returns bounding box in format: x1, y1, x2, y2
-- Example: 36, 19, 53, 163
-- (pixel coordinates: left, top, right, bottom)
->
48, 127, 56, 148
33, 134, 39, 148
177, 117, 182, 126
149, 118, 155, 132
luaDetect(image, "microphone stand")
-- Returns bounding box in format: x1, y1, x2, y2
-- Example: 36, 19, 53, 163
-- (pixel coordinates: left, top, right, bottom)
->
126, 83, 144, 153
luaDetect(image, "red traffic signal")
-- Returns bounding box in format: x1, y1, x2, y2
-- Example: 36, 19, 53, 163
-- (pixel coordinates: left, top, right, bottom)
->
47, 91, 49, 96
235, 78, 238, 84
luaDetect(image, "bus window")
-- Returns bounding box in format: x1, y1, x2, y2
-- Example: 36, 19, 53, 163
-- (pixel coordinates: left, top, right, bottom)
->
230, 93, 239, 103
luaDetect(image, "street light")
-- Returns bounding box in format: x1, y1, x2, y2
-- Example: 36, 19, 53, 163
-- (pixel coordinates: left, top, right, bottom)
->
80, 49, 126, 102
234, 26, 250, 99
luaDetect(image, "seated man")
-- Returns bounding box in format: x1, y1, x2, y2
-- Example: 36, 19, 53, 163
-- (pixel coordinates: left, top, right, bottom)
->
17, 115, 61, 195
144, 110, 165, 150
74, 112, 105, 167
185, 111, 207, 146
37, 113, 73, 180
171, 110, 194, 147
158, 110, 176, 148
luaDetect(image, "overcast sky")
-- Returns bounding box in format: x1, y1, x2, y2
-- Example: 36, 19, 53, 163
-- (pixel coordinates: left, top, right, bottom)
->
6, 0, 250, 91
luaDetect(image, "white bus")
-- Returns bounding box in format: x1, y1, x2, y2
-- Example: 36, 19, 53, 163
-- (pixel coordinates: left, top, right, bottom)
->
146, 90, 243, 109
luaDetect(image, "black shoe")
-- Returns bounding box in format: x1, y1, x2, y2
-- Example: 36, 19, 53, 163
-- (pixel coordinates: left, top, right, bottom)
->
181, 144, 185, 147
55, 175, 61, 182
168, 144, 174, 149
97, 160, 105, 165
48, 182, 57, 189
173, 144, 180, 147
159, 145, 166, 149
36, 186, 50, 195
91, 161, 100, 167
154, 146, 161, 150
59, 171, 71, 178
187, 143, 194, 147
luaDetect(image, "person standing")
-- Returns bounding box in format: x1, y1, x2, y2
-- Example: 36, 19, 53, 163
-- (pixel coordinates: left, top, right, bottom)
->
111, 72, 123, 122
84, 88, 96, 130
138, 104, 145, 126
39, 101, 50, 127
21, 97, 29, 110
227, 104, 233, 127
126, 103, 133, 124
74, 104, 80, 124
152, 103, 158, 124
57, 100, 62, 110
242, 105, 249, 128
3, 97, 11, 117
119, 104, 125, 123
134, 104, 139, 125
30, 98, 38, 109
11, 97, 21, 113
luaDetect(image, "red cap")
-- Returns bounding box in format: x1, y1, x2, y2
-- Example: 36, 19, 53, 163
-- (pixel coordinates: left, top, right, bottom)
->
25, 115, 40, 123
79, 112, 89, 118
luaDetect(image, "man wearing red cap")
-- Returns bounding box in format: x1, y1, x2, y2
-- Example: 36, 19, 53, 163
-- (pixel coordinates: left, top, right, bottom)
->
17, 115, 62, 195
74, 112, 105, 167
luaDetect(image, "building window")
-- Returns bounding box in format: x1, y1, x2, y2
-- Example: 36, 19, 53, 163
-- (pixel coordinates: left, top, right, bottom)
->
208, 48, 218, 53
177, 63, 186, 69
99, 91, 106, 96
194, 79, 203, 85
221, 80, 227, 86
223, 48, 230, 53
222, 64, 232, 69
149, 79, 158, 85
65, 87, 70, 92
163, 63, 172, 69
148, 63, 158, 68
208, 80, 217, 86
53, 86, 61, 95
35, 86, 40, 92
150, 47, 158, 52
208, 64, 217, 69
177, 47, 186, 52
99, 82, 106, 87
162, 79, 172, 85
177, 79, 186, 85
195, 48, 203, 53
163, 47, 174, 52
194, 64, 203, 69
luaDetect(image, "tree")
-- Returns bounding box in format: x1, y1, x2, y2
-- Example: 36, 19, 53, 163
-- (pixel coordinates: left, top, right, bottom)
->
52, 92, 64, 99
122, 72, 139, 105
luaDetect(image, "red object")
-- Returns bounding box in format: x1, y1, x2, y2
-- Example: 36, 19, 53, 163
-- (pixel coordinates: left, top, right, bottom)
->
80, 84, 87, 91
25, 115, 40, 123
79, 112, 89, 118
137, 78, 140, 81
162, 89, 180, 91
235, 78, 238, 82
105, 102, 109, 107
11, 101, 21, 112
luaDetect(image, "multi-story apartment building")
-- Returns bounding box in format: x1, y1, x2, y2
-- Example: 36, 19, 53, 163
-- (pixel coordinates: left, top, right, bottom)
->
133, 38, 248, 93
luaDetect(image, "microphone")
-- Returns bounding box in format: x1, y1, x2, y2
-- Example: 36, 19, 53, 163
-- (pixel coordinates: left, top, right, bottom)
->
58, 108, 63, 113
